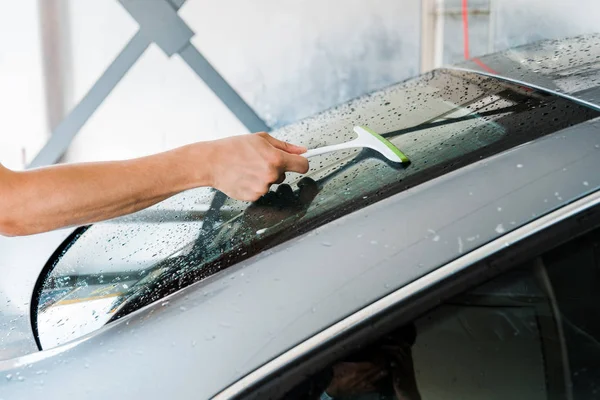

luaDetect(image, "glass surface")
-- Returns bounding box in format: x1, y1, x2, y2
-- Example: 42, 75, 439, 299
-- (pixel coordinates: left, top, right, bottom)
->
33, 69, 600, 349
289, 228, 600, 400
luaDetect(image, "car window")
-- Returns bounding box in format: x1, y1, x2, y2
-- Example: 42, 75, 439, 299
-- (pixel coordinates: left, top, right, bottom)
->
32, 69, 600, 349
285, 227, 600, 400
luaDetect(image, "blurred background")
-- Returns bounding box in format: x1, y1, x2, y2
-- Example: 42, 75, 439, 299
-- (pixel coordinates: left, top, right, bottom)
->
1, 0, 599, 170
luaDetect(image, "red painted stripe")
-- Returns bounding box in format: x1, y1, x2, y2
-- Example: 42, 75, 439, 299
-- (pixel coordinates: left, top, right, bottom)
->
461, 2, 532, 93
462, 0, 470, 60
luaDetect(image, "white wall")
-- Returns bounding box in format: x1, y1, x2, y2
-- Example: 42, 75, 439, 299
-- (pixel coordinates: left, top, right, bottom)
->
180, 0, 421, 127
441, 0, 600, 65
63, 0, 421, 162
0, 2, 47, 170
64, 0, 250, 162
492, 0, 600, 51
1, 0, 600, 166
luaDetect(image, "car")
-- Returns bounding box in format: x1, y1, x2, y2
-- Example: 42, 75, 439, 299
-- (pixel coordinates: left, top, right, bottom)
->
1, 33, 600, 400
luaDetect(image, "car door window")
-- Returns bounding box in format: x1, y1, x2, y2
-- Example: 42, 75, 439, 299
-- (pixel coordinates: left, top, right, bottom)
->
284, 227, 600, 400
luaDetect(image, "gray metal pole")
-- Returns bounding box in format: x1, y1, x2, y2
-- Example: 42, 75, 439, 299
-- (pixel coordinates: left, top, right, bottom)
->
30, 0, 269, 167
29, 32, 151, 168
179, 43, 269, 133
37, 0, 73, 132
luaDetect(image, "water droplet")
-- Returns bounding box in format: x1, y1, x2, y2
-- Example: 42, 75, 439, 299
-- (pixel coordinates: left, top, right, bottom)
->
17, 376, 24, 382
370, 240, 378, 245
583, 181, 589, 186
497, 207, 502, 212
5, 374, 12, 381
179, 306, 187, 311
517, 164, 523, 168
495, 224, 505, 234
321, 242, 332, 247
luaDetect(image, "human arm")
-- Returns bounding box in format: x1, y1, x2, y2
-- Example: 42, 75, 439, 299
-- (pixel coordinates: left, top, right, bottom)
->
0, 132, 308, 236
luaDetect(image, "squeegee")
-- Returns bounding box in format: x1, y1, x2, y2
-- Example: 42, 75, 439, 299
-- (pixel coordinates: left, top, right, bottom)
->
302, 126, 409, 164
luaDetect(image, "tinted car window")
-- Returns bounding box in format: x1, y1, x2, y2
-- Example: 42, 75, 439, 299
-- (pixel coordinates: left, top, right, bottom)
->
288, 227, 600, 400
33, 69, 600, 349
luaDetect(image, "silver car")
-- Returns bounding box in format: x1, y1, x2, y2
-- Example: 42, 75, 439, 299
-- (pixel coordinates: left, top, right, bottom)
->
1, 34, 600, 399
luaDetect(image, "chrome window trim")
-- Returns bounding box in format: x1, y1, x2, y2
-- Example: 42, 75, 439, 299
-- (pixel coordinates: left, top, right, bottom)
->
213, 188, 600, 399
447, 66, 600, 112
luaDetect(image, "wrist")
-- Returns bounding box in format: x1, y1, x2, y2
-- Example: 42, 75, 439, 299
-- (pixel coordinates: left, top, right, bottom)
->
172, 142, 215, 190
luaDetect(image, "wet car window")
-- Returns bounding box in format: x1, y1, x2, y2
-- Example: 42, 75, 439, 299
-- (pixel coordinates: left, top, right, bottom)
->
33, 69, 600, 349
287, 227, 600, 400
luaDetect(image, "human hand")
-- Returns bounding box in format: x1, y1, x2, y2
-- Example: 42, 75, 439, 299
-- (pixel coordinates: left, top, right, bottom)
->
204, 132, 309, 202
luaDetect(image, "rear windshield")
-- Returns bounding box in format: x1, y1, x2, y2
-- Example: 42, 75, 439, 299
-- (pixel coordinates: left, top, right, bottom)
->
32, 69, 600, 349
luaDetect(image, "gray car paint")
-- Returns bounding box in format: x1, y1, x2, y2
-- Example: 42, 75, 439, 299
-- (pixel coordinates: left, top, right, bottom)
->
0, 229, 72, 360
0, 118, 599, 399
1, 34, 600, 398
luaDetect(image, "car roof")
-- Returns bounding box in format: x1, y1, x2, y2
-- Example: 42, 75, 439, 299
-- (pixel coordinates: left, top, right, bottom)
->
454, 33, 600, 111
2, 35, 600, 398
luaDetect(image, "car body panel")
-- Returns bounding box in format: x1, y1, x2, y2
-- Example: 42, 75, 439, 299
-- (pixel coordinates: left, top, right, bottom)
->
1, 118, 599, 399
0, 229, 72, 360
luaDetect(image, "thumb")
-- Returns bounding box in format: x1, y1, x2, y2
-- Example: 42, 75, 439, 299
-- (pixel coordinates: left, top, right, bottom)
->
263, 134, 307, 155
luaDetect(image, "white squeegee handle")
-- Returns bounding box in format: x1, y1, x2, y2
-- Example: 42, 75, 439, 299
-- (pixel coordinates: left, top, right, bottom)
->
302, 140, 361, 158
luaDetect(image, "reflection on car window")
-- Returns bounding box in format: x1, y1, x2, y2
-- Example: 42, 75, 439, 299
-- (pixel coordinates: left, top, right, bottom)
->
33, 69, 600, 349
288, 227, 600, 400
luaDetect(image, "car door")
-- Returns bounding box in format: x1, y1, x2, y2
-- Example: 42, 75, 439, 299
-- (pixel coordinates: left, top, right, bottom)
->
218, 190, 600, 400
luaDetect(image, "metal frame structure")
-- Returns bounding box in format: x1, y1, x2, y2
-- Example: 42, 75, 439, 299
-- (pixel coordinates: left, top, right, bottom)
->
30, 0, 269, 168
